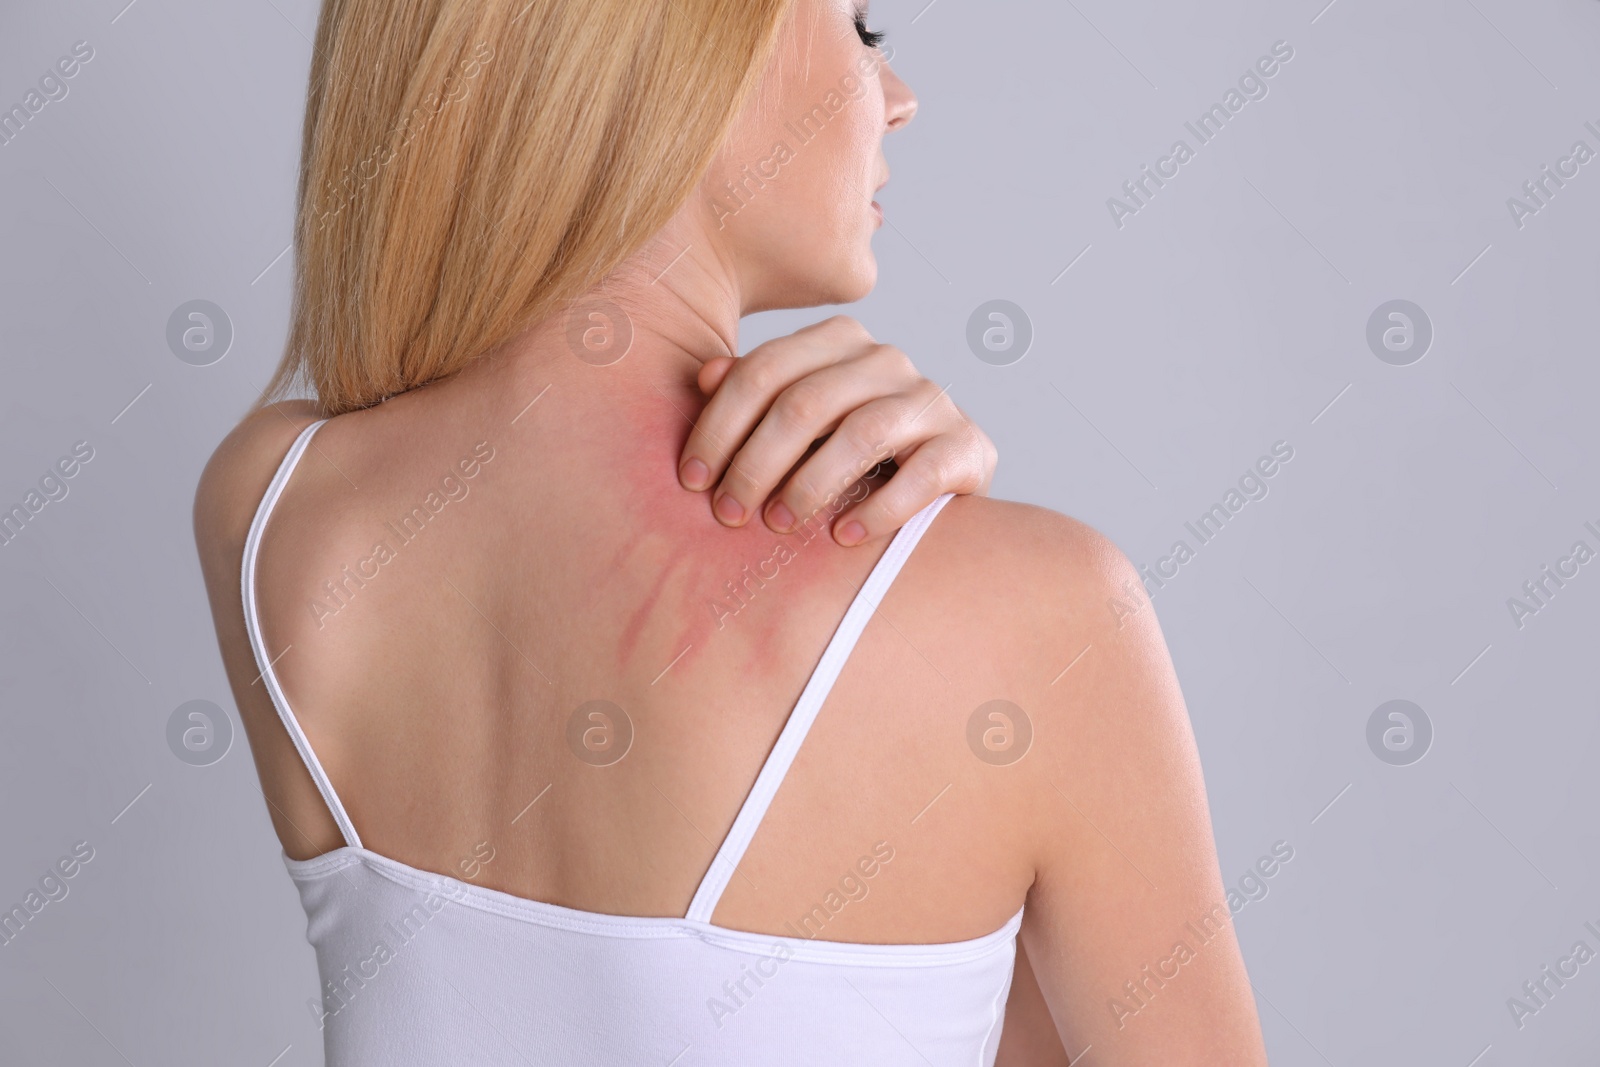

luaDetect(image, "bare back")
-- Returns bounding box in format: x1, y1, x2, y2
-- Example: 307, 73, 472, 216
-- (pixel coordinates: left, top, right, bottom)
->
196, 336, 1266, 1063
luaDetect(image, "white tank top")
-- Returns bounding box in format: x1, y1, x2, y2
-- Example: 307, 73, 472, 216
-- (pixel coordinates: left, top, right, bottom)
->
243, 420, 1025, 1065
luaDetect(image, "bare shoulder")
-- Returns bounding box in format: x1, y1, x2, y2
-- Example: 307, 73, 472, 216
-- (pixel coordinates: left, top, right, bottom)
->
905, 492, 1151, 657
192, 400, 324, 571
894, 491, 1194, 842
881, 491, 1184, 783
934, 492, 1130, 576
917, 491, 1191, 745
914, 500, 1262, 1064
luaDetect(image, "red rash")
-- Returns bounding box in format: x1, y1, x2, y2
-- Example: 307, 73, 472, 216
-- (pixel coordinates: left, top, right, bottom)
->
584, 371, 871, 684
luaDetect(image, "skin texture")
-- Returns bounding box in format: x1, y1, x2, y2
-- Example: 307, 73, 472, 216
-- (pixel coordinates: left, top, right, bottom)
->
194, 2, 1267, 1062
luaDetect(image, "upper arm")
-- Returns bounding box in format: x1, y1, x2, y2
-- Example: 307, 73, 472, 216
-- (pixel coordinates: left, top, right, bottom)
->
193, 399, 344, 856
192, 398, 324, 693
1013, 522, 1267, 1065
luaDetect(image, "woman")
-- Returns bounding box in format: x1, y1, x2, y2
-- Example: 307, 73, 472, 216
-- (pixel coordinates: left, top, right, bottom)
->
195, 0, 1268, 1062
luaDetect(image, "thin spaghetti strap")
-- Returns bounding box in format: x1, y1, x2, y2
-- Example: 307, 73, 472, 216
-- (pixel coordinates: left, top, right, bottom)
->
684, 491, 956, 924
239, 418, 363, 850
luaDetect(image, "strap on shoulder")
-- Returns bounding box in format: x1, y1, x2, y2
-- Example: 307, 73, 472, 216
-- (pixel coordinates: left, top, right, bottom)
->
239, 418, 363, 850
683, 492, 956, 924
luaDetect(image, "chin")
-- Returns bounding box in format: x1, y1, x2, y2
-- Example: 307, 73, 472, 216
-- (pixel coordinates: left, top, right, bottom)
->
828, 252, 878, 303
761, 253, 877, 311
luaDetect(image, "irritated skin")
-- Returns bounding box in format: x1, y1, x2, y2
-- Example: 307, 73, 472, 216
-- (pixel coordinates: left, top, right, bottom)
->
231, 336, 972, 921
192, 0, 1269, 1060
199, 347, 1268, 1065
568, 367, 867, 677
453, 343, 890, 685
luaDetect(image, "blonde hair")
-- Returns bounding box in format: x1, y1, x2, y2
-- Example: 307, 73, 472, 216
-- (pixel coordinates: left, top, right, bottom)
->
261, 0, 795, 416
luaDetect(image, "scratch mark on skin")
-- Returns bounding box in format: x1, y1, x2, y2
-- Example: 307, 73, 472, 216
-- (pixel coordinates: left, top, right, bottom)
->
586, 373, 880, 684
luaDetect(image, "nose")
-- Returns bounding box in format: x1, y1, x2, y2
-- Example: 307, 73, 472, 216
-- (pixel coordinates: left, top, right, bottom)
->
881, 62, 918, 132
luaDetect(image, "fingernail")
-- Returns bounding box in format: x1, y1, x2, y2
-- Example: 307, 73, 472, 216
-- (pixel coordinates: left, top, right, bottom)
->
714, 493, 745, 525
836, 521, 867, 546
767, 500, 796, 532
681, 457, 710, 490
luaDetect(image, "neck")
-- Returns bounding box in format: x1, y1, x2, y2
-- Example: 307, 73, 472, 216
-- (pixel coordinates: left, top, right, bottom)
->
429, 218, 751, 504
492, 216, 746, 390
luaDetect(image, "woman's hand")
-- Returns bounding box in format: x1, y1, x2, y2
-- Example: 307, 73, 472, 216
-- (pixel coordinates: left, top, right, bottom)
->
676, 315, 997, 546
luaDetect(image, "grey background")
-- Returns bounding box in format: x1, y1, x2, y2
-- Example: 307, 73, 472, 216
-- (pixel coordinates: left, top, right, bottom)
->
1, 0, 1596, 1062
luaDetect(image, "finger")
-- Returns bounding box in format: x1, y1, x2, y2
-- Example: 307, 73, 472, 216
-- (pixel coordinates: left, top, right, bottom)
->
828, 431, 990, 547
714, 351, 914, 530
762, 377, 965, 533
676, 358, 742, 492
675, 358, 740, 493
697, 356, 736, 396
677, 316, 872, 495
